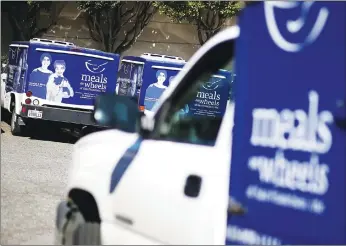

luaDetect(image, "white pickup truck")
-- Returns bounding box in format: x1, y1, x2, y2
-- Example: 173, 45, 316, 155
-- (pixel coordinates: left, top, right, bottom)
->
54, 24, 239, 245
55, 1, 346, 245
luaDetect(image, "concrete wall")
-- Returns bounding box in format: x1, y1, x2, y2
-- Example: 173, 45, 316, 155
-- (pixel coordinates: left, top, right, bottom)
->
2, 2, 236, 60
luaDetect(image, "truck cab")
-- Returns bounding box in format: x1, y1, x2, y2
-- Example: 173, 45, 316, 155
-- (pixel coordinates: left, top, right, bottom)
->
55, 26, 238, 245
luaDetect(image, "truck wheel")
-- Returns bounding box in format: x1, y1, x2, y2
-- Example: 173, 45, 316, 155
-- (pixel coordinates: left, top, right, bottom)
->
73, 223, 101, 245
56, 200, 101, 245
1, 107, 10, 123
10, 109, 23, 136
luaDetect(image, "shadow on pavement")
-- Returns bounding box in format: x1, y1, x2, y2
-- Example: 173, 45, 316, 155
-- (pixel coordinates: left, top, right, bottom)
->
1, 110, 103, 144
28, 127, 78, 144
1, 112, 78, 144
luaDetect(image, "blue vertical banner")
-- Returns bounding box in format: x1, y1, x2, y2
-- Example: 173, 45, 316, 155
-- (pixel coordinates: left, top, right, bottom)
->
227, 2, 345, 245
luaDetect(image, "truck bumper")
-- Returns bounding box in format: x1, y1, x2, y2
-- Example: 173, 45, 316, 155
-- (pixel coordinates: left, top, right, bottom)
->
20, 104, 98, 126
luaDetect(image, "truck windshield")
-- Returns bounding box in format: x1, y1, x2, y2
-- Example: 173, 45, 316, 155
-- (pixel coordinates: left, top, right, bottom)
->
158, 59, 234, 146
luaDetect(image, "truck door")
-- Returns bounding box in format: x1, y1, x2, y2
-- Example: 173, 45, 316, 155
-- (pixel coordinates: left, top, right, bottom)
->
109, 39, 237, 245
227, 2, 345, 245
3, 44, 25, 110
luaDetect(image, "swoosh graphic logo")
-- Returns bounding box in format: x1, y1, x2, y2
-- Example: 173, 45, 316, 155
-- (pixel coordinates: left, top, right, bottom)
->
264, 1, 329, 52
202, 80, 219, 91
85, 60, 108, 73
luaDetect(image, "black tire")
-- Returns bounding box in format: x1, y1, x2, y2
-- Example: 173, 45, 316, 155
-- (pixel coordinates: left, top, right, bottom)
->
1, 107, 10, 123
10, 109, 23, 136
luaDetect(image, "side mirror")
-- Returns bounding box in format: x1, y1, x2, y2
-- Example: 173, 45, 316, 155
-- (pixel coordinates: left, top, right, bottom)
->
93, 94, 139, 133
138, 112, 156, 138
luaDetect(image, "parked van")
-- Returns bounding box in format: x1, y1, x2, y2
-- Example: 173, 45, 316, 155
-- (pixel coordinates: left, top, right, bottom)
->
55, 1, 345, 245
1, 38, 120, 135
115, 53, 232, 117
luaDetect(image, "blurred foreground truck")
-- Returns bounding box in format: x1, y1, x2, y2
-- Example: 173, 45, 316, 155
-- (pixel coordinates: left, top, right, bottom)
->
0, 39, 120, 136
55, 1, 345, 245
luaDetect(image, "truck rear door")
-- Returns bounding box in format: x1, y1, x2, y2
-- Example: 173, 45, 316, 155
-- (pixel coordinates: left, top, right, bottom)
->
227, 2, 346, 244
116, 60, 144, 99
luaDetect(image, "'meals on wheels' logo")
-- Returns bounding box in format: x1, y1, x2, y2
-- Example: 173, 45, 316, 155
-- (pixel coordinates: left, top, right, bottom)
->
202, 77, 222, 91
264, 1, 329, 52
85, 60, 108, 74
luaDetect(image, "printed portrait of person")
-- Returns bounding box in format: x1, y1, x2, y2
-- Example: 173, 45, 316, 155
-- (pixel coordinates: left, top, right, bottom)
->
46, 60, 74, 103
28, 53, 53, 98
144, 69, 168, 112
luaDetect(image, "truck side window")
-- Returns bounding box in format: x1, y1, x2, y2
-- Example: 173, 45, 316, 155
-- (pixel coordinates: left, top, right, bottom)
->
158, 72, 232, 146
165, 112, 223, 146
150, 34, 237, 146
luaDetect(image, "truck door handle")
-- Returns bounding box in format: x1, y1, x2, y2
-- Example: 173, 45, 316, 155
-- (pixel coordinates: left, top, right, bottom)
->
115, 214, 133, 226
228, 198, 247, 216
184, 175, 202, 198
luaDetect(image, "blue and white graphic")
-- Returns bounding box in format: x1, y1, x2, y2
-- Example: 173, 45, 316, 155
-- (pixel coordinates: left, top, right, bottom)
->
186, 72, 230, 118
116, 62, 143, 97
28, 53, 53, 99
85, 60, 108, 74
26, 47, 119, 105
202, 79, 220, 91
144, 69, 168, 112
7, 47, 28, 94
46, 60, 74, 103
264, 1, 329, 52
227, 2, 345, 245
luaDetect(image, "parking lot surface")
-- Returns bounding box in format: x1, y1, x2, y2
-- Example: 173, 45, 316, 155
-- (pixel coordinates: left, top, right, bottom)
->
1, 119, 76, 245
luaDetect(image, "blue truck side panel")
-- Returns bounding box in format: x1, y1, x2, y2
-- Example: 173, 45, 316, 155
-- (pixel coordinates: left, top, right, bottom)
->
185, 70, 231, 118
116, 55, 185, 111
117, 55, 232, 117
227, 2, 345, 245
20, 42, 120, 106
138, 59, 185, 110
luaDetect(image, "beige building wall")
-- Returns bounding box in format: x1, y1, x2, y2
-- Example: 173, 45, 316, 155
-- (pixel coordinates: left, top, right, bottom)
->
2, 2, 236, 61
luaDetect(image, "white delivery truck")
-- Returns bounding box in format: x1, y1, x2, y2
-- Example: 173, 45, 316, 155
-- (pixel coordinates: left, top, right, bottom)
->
1, 38, 120, 136
55, 1, 345, 245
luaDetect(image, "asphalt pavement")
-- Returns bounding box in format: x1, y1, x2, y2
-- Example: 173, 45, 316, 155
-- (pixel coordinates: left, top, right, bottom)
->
1, 116, 77, 245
